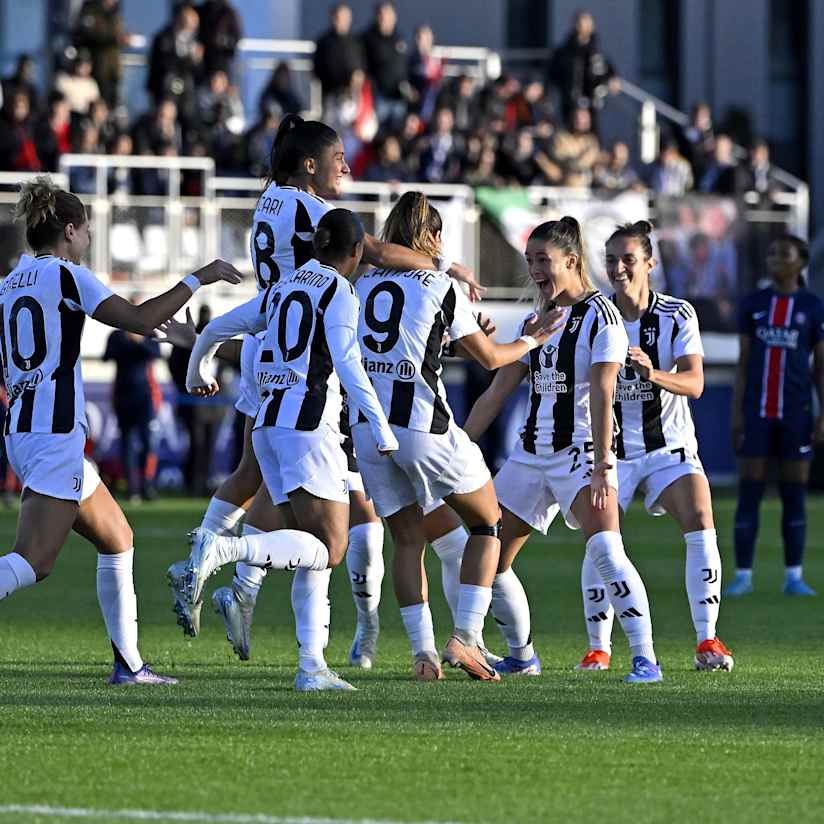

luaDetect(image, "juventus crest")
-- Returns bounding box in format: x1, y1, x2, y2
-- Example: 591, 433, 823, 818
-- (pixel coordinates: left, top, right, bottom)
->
643, 327, 657, 346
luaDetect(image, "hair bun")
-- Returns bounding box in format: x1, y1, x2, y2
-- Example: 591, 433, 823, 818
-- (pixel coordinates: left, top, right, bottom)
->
632, 219, 654, 235
559, 215, 580, 229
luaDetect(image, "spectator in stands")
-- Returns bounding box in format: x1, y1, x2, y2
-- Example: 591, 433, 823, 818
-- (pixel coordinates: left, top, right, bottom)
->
678, 102, 715, 181
650, 138, 694, 197
361, 2, 410, 130
408, 24, 443, 122
104, 311, 162, 501
436, 74, 478, 134
738, 138, 783, 204
314, 4, 364, 106
258, 62, 303, 116
131, 97, 183, 156
34, 91, 72, 172
242, 102, 281, 178
477, 74, 520, 133
498, 128, 543, 186
517, 79, 555, 127
698, 133, 738, 195
0, 91, 41, 172
107, 131, 136, 195
417, 106, 464, 183
552, 105, 600, 187
89, 97, 117, 149
54, 49, 101, 115
147, 2, 203, 129
322, 68, 378, 170
1, 54, 41, 115
397, 110, 424, 178
465, 145, 502, 187
363, 133, 407, 182
593, 139, 641, 192
198, 69, 245, 134
73, 0, 126, 108
68, 120, 103, 193
547, 9, 618, 128
197, 0, 242, 77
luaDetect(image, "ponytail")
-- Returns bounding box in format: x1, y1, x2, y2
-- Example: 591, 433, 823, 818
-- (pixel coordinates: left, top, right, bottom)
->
380, 191, 443, 258
266, 115, 339, 187
528, 215, 593, 291
13, 175, 86, 251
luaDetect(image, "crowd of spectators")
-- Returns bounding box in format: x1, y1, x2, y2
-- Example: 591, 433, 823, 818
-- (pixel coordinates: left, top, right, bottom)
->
0, 1, 788, 206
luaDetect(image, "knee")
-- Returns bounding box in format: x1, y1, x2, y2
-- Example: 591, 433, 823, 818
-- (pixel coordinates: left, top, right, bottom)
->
326, 537, 348, 568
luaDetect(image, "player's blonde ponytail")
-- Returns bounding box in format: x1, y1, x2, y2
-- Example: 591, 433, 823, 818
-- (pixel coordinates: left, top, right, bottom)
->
13, 175, 86, 251
380, 191, 442, 259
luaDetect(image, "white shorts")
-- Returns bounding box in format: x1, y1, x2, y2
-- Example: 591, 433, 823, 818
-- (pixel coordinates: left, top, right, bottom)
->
495, 441, 617, 532
348, 470, 365, 495
234, 334, 260, 418
352, 422, 490, 518
5, 429, 100, 503
618, 445, 706, 515
422, 498, 446, 516
252, 423, 349, 505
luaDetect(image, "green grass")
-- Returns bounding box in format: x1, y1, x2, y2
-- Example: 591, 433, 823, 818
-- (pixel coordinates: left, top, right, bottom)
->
1, 497, 823, 824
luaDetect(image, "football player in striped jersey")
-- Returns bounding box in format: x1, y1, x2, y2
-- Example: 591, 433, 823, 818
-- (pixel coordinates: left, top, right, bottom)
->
352, 192, 561, 681
576, 221, 733, 673
465, 217, 663, 683
729, 235, 824, 597
0, 176, 242, 684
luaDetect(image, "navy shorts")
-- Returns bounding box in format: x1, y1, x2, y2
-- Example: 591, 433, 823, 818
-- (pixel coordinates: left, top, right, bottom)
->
738, 414, 813, 460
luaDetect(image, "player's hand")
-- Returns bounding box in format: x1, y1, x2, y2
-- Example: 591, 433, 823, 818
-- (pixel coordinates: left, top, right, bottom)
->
525, 308, 564, 345
477, 313, 497, 338
191, 381, 219, 397
814, 414, 824, 446
194, 259, 244, 286
590, 460, 615, 511
154, 308, 197, 348
628, 346, 654, 380
449, 262, 486, 303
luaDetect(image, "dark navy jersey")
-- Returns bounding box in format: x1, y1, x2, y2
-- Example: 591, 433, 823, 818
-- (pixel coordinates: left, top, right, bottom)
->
738, 287, 824, 420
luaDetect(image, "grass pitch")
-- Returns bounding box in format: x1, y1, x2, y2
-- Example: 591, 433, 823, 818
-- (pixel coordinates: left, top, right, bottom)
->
1, 497, 823, 824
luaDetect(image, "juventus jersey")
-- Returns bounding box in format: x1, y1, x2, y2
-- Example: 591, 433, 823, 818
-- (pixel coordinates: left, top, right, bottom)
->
355, 268, 480, 434
519, 292, 627, 455
612, 292, 703, 459
0, 254, 113, 435
250, 184, 331, 291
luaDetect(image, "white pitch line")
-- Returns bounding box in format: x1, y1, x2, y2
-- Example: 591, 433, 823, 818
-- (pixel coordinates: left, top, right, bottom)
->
0, 806, 464, 824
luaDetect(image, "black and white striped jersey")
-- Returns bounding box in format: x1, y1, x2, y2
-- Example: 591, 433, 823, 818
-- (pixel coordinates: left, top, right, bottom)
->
0, 254, 112, 435
519, 292, 627, 455
249, 184, 331, 292
613, 292, 702, 459
355, 268, 480, 434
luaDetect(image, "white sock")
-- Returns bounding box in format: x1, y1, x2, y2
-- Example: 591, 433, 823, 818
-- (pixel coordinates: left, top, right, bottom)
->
580, 551, 614, 653
399, 601, 437, 657
430, 525, 465, 621
200, 497, 246, 536
454, 583, 491, 644
785, 565, 803, 582
291, 567, 331, 673
217, 529, 329, 571
234, 524, 268, 601
585, 531, 655, 662
735, 568, 753, 583
346, 522, 385, 620
0, 552, 37, 599
491, 568, 534, 660
96, 549, 143, 673
685, 529, 721, 643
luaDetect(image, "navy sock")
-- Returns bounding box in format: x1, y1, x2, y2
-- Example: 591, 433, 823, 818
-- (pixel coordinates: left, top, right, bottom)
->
734, 480, 765, 569
778, 481, 806, 568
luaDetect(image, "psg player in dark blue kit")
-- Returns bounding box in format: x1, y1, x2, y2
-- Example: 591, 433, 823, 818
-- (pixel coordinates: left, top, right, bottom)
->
729, 235, 824, 596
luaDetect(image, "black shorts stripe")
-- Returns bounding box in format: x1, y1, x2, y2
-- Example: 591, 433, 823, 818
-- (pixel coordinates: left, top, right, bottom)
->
551, 300, 589, 451
640, 311, 666, 452
295, 279, 338, 431
614, 402, 625, 460
521, 346, 542, 453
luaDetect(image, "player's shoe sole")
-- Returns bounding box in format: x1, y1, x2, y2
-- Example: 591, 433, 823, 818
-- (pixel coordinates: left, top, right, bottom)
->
414, 652, 444, 681
212, 586, 252, 661
167, 560, 201, 637
442, 636, 501, 681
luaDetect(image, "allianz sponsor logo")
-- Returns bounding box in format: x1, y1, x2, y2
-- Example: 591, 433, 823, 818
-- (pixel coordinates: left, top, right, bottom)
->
9, 369, 44, 400
755, 326, 799, 349
362, 357, 417, 380
257, 369, 299, 388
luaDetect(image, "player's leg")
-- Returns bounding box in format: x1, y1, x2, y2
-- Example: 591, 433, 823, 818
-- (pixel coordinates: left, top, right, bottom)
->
73, 477, 176, 685
729, 415, 770, 596
346, 487, 384, 668
441, 479, 502, 681
422, 501, 498, 666
778, 459, 816, 595
571, 490, 661, 683
656, 473, 733, 671
384, 502, 442, 680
